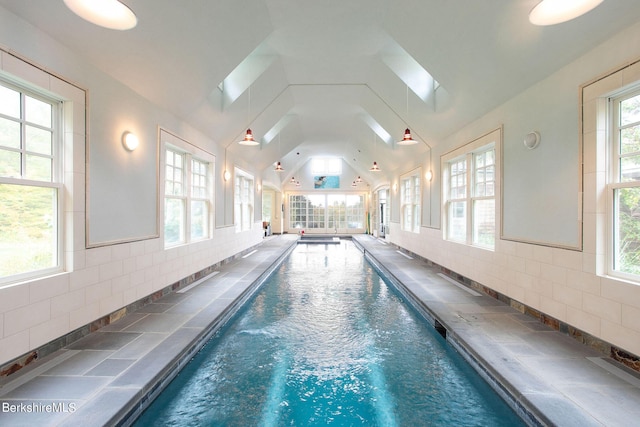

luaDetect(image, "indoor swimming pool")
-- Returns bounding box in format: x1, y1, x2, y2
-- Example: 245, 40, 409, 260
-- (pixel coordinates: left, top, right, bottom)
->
134, 241, 524, 426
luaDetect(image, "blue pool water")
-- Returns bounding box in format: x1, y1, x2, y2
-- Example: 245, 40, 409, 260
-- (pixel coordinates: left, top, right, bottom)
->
135, 242, 524, 426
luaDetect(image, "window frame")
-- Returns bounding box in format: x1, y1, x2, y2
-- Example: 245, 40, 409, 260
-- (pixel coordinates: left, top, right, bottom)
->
161, 130, 214, 248
607, 89, 640, 281
0, 80, 64, 284
400, 169, 421, 233
234, 167, 254, 232
442, 129, 500, 250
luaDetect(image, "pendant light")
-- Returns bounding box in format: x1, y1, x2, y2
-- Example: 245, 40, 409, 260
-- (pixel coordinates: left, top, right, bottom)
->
397, 85, 417, 145
238, 86, 259, 146
370, 131, 381, 172
274, 133, 284, 172
239, 128, 258, 146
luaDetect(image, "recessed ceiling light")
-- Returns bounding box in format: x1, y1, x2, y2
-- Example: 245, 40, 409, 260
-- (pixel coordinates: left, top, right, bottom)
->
63, 0, 138, 30
529, 0, 604, 26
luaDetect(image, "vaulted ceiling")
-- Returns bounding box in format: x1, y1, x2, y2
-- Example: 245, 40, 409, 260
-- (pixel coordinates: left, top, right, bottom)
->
2, 0, 640, 185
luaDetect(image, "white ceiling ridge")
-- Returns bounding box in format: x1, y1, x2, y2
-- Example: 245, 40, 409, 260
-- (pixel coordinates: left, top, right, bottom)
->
225, 82, 432, 150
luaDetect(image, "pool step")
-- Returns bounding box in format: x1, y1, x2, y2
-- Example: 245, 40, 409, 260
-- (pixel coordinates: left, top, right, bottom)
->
297, 235, 341, 244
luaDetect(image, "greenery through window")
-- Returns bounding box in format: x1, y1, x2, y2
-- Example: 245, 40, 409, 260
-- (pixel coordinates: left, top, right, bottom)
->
164, 146, 211, 247
401, 172, 421, 233
443, 130, 498, 249
0, 82, 61, 281
611, 91, 640, 278
235, 169, 254, 232
289, 194, 364, 232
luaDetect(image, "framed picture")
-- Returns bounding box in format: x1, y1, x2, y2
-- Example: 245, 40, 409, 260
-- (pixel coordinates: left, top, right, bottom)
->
314, 175, 339, 189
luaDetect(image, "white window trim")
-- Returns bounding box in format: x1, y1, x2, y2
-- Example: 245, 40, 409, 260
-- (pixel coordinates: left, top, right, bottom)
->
234, 167, 254, 232
606, 88, 640, 281
0, 50, 85, 287
161, 129, 214, 248
400, 168, 421, 233
0, 80, 64, 284
442, 128, 501, 250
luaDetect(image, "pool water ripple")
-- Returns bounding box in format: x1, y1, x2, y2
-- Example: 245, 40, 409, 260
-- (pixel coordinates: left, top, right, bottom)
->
135, 242, 524, 426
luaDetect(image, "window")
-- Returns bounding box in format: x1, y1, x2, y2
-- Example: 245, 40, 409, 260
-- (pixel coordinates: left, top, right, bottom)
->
401, 171, 421, 233
163, 134, 212, 247
609, 90, 640, 278
234, 168, 254, 232
288, 194, 364, 232
311, 157, 342, 175
190, 158, 210, 240
0, 82, 62, 282
443, 129, 499, 249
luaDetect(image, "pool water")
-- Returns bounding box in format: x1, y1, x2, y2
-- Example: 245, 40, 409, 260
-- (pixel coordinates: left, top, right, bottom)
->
135, 242, 524, 426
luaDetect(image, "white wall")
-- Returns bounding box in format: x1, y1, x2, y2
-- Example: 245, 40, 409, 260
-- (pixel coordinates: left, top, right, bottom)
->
389, 20, 640, 357
0, 8, 263, 367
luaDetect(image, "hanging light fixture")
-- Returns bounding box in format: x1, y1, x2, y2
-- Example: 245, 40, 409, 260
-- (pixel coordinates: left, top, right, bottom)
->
238, 128, 259, 146
397, 128, 417, 145
238, 85, 259, 146
274, 133, 284, 172
370, 131, 381, 172
398, 85, 418, 145
352, 180, 357, 187
356, 176, 362, 183
290, 176, 296, 183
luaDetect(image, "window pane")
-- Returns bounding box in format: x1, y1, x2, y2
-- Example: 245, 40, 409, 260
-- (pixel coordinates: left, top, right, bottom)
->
164, 198, 185, 246
613, 187, 640, 275
0, 86, 20, 118
448, 201, 466, 242
0, 117, 20, 149
473, 199, 495, 248
620, 94, 640, 126
26, 125, 52, 155
620, 154, 640, 182
0, 149, 21, 178
0, 184, 57, 277
26, 154, 52, 181
621, 125, 640, 158
25, 95, 52, 128
191, 200, 208, 240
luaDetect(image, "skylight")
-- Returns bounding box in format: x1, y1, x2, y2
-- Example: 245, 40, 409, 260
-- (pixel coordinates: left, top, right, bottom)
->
311, 158, 342, 175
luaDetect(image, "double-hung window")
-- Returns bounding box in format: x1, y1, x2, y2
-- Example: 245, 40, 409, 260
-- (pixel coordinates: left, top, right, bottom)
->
401, 170, 421, 233
443, 129, 499, 249
234, 168, 254, 232
163, 136, 212, 247
610, 90, 640, 278
0, 82, 61, 282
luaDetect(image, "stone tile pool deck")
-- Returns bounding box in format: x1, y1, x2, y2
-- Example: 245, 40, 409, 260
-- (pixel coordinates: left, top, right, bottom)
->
0, 234, 639, 426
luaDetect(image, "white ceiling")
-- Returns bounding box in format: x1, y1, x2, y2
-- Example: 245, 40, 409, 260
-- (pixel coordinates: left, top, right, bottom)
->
2, 0, 640, 183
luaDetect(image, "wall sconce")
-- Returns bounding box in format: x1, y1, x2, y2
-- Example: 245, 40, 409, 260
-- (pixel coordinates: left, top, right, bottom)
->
524, 131, 541, 150
223, 170, 231, 181
122, 131, 139, 151
257, 183, 262, 192
425, 170, 433, 181
393, 183, 398, 192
